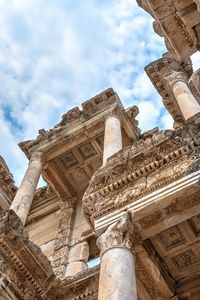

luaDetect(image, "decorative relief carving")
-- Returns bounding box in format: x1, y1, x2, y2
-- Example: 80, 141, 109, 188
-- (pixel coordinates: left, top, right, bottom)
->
188, 213, 200, 236
82, 88, 116, 118
189, 117, 200, 145
165, 70, 187, 89
97, 213, 141, 256
136, 255, 165, 299
52, 199, 76, 279
79, 142, 97, 159
60, 107, 81, 126
31, 185, 55, 206
59, 152, 79, 168
140, 191, 200, 230
157, 226, 186, 250
172, 249, 198, 270
83, 124, 200, 221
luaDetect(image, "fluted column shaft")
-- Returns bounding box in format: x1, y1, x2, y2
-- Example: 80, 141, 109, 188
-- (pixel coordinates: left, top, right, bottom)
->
10, 152, 43, 225
103, 114, 122, 165
97, 213, 139, 300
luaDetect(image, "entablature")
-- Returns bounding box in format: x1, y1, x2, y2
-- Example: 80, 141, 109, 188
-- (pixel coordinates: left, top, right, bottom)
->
83, 119, 200, 225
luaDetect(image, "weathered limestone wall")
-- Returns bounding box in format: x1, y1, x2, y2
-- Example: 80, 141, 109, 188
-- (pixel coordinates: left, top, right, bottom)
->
26, 209, 60, 260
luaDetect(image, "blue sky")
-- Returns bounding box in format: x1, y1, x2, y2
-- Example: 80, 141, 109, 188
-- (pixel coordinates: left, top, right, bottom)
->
0, 0, 200, 186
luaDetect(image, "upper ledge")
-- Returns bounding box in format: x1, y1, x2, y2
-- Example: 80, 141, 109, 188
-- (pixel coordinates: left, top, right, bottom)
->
137, 0, 200, 61
18, 88, 140, 160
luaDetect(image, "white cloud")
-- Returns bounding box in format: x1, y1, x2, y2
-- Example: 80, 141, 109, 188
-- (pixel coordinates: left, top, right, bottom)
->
0, 0, 169, 185
160, 112, 173, 129
191, 52, 200, 71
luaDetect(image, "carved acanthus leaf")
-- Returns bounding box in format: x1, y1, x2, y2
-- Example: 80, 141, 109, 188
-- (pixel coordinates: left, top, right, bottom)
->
97, 213, 141, 256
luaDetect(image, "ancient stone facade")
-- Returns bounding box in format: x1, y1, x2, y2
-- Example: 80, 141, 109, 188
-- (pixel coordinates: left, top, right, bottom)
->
0, 1, 200, 299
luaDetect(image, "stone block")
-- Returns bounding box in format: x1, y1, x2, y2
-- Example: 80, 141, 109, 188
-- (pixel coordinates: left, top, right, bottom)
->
68, 241, 89, 263
65, 261, 88, 277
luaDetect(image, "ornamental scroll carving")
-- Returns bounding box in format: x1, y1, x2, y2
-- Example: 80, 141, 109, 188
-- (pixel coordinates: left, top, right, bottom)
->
52, 198, 76, 279
97, 213, 141, 256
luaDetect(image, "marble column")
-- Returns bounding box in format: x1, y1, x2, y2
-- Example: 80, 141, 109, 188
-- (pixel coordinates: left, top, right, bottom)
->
167, 71, 200, 121
103, 113, 122, 165
10, 151, 43, 225
97, 213, 139, 300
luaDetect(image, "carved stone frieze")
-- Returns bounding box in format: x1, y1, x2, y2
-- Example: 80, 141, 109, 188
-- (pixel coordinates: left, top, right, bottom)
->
140, 191, 200, 230
97, 213, 141, 256
135, 255, 166, 299
60, 107, 82, 126
82, 88, 116, 119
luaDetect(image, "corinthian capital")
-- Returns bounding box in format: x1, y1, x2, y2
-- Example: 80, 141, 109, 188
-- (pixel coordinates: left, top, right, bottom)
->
30, 151, 43, 161
29, 151, 47, 167
163, 69, 187, 88
97, 212, 141, 256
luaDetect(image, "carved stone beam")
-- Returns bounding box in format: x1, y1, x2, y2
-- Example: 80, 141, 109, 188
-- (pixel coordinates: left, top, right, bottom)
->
10, 151, 43, 225
103, 108, 122, 165
136, 245, 174, 299
136, 0, 199, 61
97, 213, 140, 300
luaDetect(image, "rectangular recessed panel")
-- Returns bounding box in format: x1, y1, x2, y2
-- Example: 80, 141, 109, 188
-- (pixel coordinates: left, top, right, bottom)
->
188, 214, 200, 236
60, 152, 79, 168
96, 135, 104, 149
172, 249, 198, 271
157, 226, 186, 251
79, 142, 97, 159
